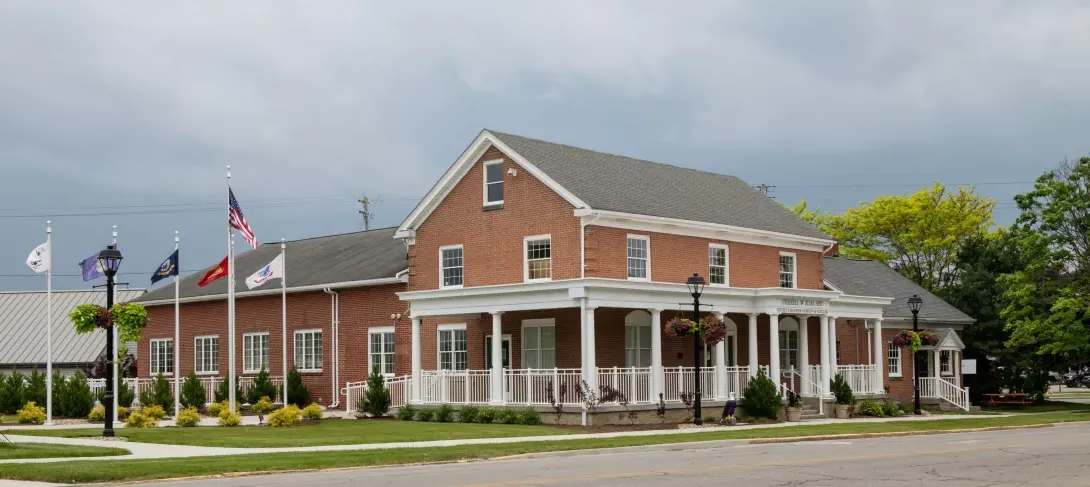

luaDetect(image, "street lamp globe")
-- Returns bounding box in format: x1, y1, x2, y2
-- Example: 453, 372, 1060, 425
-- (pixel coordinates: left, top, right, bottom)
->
908, 294, 923, 314
97, 245, 123, 277
686, 273, 706, 299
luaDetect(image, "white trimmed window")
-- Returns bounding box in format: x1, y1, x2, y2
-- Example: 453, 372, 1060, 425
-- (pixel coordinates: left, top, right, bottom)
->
779, 252, 797, 289
194, 336, 218, 374
440, 245, 464, 289
709, 244, 728, 285
243, 332, 270, 373
778, 319, 800, 371
888, 343, 902, 377
940, 350, 953, 376
522, 320, 556, 369
627, 235, 650, 280
624, 326, 652, 368
524, 235, 552, 282
369, 327, 395, 376
149, 339, 173, 376
483, 159, 504, 206
438, 324, 467, 371
294, 329, 323, 372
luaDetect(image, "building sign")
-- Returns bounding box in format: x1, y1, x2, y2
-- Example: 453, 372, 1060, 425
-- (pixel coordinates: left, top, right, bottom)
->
961, 359, 977, 375
776, 298, 827, 315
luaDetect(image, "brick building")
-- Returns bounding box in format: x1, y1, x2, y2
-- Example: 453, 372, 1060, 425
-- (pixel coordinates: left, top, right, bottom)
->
134, 129, 973, 415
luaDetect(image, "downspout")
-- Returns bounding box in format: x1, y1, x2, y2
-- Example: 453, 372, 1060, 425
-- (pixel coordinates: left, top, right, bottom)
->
324, 288, 340, 408
580, 211, 601, 279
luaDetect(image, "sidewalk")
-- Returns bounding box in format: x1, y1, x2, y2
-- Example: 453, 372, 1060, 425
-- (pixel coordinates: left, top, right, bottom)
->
1, 413, 1007, 465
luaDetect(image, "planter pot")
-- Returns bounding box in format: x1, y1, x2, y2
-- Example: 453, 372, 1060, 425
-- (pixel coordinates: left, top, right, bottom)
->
785, 407, 802, 422
834, 404, 851, 419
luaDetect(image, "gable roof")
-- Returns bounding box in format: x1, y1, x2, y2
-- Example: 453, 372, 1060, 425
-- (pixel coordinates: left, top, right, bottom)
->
398, 130, 830, 241
134, 227, 407, 305
823, 257, 974, 324
0, 289, 146, 366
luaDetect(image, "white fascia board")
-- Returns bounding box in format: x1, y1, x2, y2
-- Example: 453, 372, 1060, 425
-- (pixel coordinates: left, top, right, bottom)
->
577, 209, 834, 252
139, 276, 405, 307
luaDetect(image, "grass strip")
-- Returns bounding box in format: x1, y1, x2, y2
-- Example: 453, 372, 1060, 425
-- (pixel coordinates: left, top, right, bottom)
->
2, 411, 1087, 484
0, 442, 129, 460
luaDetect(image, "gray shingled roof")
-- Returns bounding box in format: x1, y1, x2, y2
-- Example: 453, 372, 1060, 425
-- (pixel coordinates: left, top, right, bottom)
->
490, 131, 829, 240
0, 289, 146, 366
135, 227, 406, 304
823, 257, 974, 324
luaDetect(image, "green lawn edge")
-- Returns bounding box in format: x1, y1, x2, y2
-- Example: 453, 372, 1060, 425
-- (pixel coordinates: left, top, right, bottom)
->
2, 411, 1087, 484
0, 442, 130, 461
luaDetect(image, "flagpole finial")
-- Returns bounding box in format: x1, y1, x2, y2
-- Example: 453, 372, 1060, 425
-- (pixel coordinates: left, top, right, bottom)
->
227, 165, 232, 180
281, 237, 286, 249
46, 220, 51, 233
175, 230, 180, 243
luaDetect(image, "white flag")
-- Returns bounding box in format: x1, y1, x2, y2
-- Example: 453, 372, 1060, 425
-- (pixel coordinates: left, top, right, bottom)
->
26, 242, 50, 273
245, 253, 284, 290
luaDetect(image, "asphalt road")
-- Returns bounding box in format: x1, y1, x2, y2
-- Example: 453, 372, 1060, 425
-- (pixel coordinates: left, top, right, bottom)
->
124, 422, 1090, 487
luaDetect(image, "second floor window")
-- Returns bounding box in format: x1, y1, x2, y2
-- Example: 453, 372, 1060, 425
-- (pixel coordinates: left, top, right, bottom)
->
243, 332, 269, 373
627, 235, 649, 280
709, 244, 728, 285
483, 160, 504, 206
525, 236, 552, 281
194, 336, 218, 374
440, 245, 464, 288
295, 329, 323, 372
149, 339, 173, 376
779, 252, 796, 288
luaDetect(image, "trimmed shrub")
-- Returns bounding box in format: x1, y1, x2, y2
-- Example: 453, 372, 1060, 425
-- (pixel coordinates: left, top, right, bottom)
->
855, 400, 885, 417
125, 410, 157, 428
61, 371, 95, 418
830, 374, 855, 405
286, 367, 310, 408
142, 404, 167, 421
139, 373, 174, 409
214, 376, 243, 404
2, 370, 26, 413
476, 408, 498, 424
206, 401, 226, 417
88, 404, 106, 421
179, 371, 207, 410
395, 405, 417, 421
517, 409, 541, 425
434, 404, 455, 423
218, 409, 241, 427
897, 402, 914, 414
251, 396, 276, 415
415, 408, 435, 422
739, 370, 782, 420
95, 379, 137, 410
458, 405, 481, 423
302, 403, 323, 420
245, 368, 278, 405
176, 407, 201, 427
360, 367, 391, 417
21, 368, 47, 410
881, 401, 900, 417
118, 406, 129, 420
496, 408, 519, 425
267, 405, 302, 427
17, 401, 46, 424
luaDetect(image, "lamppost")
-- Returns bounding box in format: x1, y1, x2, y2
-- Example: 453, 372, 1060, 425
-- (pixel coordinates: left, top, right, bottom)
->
685, 273, 707, 426
908, 294, 923, 416
98, 245, 123, 437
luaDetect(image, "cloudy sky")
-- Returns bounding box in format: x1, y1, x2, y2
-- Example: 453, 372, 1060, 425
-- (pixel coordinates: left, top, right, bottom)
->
2, 1, 1089, 292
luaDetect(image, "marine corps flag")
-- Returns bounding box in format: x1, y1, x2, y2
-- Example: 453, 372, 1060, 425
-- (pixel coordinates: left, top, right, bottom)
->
197, 256, 229, 287
151, 250, 179, 285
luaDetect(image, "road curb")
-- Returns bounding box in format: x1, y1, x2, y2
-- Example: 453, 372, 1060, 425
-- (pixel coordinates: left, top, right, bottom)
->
748, 423, 1053, 444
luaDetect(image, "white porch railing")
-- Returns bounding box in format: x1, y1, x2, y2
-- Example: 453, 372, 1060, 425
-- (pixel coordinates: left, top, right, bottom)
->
597, 367, 653, 404
420, 370, 490, 404
662, 366, 717, 402
343, 375, 411, 412
723, 366, 748, 399
920, 377, 970, 411
506, 368, 582, 405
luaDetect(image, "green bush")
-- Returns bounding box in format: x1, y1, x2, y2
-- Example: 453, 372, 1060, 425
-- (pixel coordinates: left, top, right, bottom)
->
739, 370, 782, 420
2, 370, 26, 413
60, 371, 95, 418
476, 408, 498, 424
139, 373, 174, 409
267, 405, 302, 427
176, 407, 201, 427
359, 367, 391, 417
141, 404, 167, 421
95, 378, 136, 410
251, 396, 276, 415
434, 404, 455, 423
881, 401, 900, 417
180, 371, 207, 410
517, 409, 541, 425
218, 409, 241, 427
206, 400, 226, 417
497, 408, 519, 424
302, 403, 323, 420
396, 404, 417, 421
830, 374, 855, 405
21, 368, 47, 410
17, 401, 46, 424
415, 408, 435, 422
458, 405, 480, 423
855, 400, 885, 417
245, 368, 278, 404
286, 367, 310, 408
88, 404, 106, 421
125, 410, 158, 428
897, 402, 914, 414
214, 376, 243, 404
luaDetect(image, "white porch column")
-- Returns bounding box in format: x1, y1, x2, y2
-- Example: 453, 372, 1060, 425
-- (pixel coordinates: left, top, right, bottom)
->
769, 313, 780, 389
411, 317, 422, 404
933, 349, 941, 379
650, 309, 664, 401
954, 351, 961, 387
490, 312, 504, 404
584, 306, 598, 391
819, 315, 831, 396
829, 316, 838, 367
714, 312, 727, 400
747, 313, 759, 379
798, 315, 810, 395
873, 319, 884, 393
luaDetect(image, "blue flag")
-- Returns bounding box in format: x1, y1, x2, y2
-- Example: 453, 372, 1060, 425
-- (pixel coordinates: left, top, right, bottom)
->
151, 249, 179, 284
78, 252, 104, 281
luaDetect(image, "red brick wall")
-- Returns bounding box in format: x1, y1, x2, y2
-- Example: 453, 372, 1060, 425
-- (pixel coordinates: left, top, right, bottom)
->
139, 283, 407, 406
584, 226, 824, 289
409, 146, 581, 291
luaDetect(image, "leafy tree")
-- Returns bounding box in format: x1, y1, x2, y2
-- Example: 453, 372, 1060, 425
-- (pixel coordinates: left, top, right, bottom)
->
21, 368, 47, 409
286, 367, 310, 408
139, 373, 174, 409
245, 367, 278, 404
180, 370, 207, 410
360, 366, 392, 417
2, 369, 26, 413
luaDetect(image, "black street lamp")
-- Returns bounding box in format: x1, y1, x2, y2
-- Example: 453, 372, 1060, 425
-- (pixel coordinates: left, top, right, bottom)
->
98, 245, 123, 437
908, 294, 923, 416
686, 273, 707, 426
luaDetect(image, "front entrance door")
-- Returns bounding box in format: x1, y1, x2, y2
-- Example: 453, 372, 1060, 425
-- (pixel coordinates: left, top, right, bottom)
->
485, 335, 511, 369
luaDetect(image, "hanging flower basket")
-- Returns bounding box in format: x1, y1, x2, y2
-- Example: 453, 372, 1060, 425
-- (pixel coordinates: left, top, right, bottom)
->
894, 330, 926, 353
665, 317, 693, 338
664, 314, 726, 346
69, 302, 149, 354
918, 329, 940, 347
70, 304, 112, 333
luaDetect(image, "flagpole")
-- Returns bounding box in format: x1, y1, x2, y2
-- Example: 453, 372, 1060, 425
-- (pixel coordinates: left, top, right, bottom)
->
227, 166, 237, 413
45, 220, 53, 426
112, 225, 119, 425
281, 238, 287, 406
173, 231, 181, 418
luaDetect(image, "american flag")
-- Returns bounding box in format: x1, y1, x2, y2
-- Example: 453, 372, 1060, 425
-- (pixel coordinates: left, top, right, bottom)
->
229, 188, 258, 249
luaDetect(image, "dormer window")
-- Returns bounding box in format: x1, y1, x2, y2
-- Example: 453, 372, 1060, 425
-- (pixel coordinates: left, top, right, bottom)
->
483, 159, 504, 207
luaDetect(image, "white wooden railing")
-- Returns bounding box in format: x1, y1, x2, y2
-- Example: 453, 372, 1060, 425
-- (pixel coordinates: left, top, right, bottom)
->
342, 375, 411, 412
723, 366, 748, 399
662, 366, 718, 402
505, 368, 583, 405
597, 367, 653, 404
836, 365, 877, 395
420, 370, 491, 404
919, 377, 970, 411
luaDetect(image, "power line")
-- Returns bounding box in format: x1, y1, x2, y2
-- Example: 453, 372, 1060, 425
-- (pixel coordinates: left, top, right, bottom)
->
775, 180, 1034, 189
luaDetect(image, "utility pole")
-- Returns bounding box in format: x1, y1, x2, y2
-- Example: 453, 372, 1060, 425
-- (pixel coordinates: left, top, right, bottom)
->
358, 195, 373, 231
755, 184, 776, 198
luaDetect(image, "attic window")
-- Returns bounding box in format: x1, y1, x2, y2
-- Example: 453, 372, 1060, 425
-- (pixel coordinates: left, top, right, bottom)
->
483, 160, 504, 207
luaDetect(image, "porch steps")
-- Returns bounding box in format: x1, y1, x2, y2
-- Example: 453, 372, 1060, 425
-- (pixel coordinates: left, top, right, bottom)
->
799, 404, 823, 420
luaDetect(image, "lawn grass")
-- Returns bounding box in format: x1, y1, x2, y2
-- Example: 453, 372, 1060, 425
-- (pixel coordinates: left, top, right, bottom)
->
1, 415, 17, 424
0, 419, 568, 447
2, 411, 1087, 484
0, 442, 129, 460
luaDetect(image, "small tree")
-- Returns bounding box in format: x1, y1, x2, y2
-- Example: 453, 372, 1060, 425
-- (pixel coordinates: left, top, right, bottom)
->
286, 367, 310, 407
21, 368, 47, 409
245, 367, 278, 404
359, 366, 391, 417
0, 371, 10, 414
214, 376, 242, 404
63, 371, 95, 418
180, 371, 207, 410
51, 371, 66, 417
739, 370, 782, 420
2, 369, 26, 413
97, 379, 135, 409
139, 373, 174, 409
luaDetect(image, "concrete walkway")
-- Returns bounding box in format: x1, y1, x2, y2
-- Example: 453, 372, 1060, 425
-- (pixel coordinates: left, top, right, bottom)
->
0, 413, 1007, 465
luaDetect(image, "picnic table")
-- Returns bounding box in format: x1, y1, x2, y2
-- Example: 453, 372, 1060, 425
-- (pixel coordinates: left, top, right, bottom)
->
984, 393, 1031, 409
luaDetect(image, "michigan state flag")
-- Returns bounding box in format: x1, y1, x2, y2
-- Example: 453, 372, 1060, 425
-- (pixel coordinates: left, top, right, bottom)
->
151, 250, 179, 284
